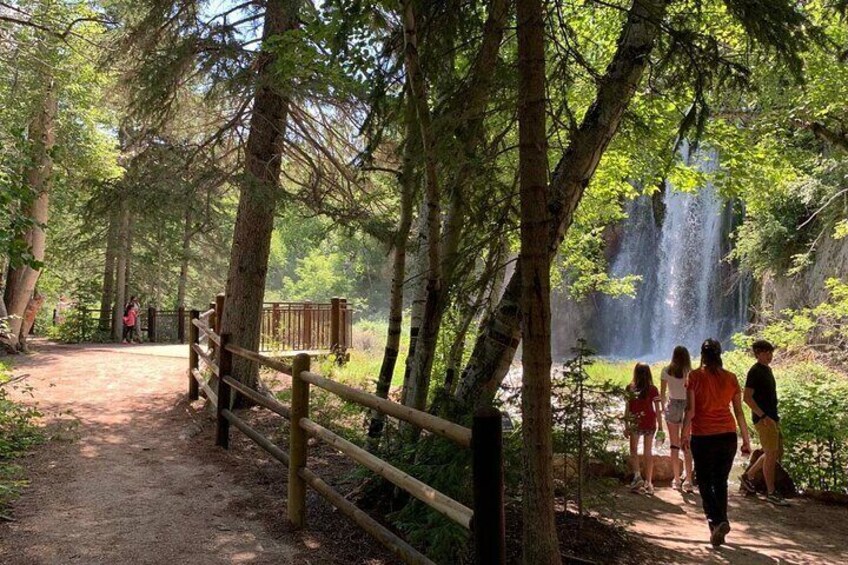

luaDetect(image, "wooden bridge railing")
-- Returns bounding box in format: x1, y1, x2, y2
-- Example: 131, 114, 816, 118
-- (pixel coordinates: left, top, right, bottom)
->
260, 298, 352, 354
187, 313, 505, 565
54, 294, 350, 352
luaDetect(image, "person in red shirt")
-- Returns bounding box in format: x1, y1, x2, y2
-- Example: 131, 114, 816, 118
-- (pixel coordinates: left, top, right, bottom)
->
624, 363, 662, 495
682, 339, 752, 547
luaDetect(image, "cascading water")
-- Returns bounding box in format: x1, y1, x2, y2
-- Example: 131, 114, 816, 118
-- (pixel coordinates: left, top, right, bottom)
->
595, 142, 750, 359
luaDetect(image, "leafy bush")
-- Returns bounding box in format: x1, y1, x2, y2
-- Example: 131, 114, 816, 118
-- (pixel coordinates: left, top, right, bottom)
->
0, 362, 44, 508
775, 364, 848, 493
46, 306, 111, 343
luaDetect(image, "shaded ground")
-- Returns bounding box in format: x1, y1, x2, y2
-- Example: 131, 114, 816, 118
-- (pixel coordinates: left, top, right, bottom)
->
612, 479, 848, 564
0, 341, 392, 564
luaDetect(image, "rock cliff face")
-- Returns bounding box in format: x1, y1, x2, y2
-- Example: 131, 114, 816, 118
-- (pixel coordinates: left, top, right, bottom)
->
760, 231, 848, 313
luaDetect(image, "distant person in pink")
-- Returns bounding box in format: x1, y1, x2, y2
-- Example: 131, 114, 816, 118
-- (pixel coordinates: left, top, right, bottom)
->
122, 296, 138, 344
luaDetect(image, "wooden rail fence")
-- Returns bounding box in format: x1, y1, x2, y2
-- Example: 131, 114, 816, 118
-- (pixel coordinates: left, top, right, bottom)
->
188, 311, 506, 564
54, 296, 351, 354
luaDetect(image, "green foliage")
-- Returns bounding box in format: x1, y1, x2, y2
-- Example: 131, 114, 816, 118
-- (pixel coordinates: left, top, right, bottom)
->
46, 306, 111, 344
324, 319, 411, 389
550, 343, 628, 515
734, 278, 848, 354
382, 435, 472, 564
775, 365, 848, 493
0, 362, 44, 508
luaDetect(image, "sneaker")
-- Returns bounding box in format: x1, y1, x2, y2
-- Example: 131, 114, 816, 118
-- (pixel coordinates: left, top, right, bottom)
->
629, 477, 645, 492
740, 474, 757, 494
671, 478, 681, 490
643, 482, 655, 495
682, 479, 694, 493
710, 521, 730, 547
767, 492, 790, 507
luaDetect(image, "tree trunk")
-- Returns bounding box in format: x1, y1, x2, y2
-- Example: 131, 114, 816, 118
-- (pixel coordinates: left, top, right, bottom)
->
176, 205, 192, 308
368, 94, 417, 443
443, 256, 493, 396
19, 289, 45, 349
399, 203, 428, 406
515, 0, 559, 560
455, 0, 669, 411
112, 199, 131, 341
401, 0, 508, 413
400, 0, 443, 413
99, 206, 118, 330
220, 0, 298, 393
4, 78, 58, 350
124, 215, 133, 300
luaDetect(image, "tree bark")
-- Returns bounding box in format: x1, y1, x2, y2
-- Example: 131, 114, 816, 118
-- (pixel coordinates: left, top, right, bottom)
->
4, 78, 58, 350
220, 0, 298, 393
455, 0, 670, 411
124, 215, 133, 301
515, 0, 559, 561
368, 93, 417, 443
112, 198, 131, 341
99, 206, 118, 330
176, 204, 192, 308
19, 289, 45, 348
401, 0, 509, 412
400, 0, 443, 413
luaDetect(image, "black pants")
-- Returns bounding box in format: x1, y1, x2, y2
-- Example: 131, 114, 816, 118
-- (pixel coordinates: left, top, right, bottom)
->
691, 432, 737, 528
123, 324, 135, 341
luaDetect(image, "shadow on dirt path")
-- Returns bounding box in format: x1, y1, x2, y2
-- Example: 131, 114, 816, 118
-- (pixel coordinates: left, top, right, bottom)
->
611, 478, 848, 564
0, 342, 305, 564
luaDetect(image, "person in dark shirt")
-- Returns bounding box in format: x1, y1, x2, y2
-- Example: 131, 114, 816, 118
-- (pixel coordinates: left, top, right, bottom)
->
741, 339, 789, 506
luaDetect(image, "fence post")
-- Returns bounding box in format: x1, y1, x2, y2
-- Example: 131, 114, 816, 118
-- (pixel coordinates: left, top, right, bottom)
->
208, 301, 217, 356
272, 303, 281, 342
80, 306, 87, 342
177, 305, 186, 343
215, 293, 225, 336
303, 301, 313, 350
188, 310, 199, 401
472, 406, 505, 565
288, 352, 311, 528
216, 333, 233, 448
148, 307, 157, 343
330, 297, 341, 355
340, 298, 349, 349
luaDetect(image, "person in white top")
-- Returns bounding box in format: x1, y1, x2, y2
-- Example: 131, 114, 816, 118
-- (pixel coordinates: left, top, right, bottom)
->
661, 345, 694, 492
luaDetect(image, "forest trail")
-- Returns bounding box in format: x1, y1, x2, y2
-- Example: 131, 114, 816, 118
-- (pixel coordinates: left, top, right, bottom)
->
0, 341, 299, 565
3, 342, 848, 565
613, 478, 848, 564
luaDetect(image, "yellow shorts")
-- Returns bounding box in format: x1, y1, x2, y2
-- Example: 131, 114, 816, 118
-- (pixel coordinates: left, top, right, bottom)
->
755, 417, 783, 458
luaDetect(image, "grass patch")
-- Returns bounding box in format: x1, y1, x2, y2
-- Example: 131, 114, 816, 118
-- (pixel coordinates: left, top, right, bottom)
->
321, 318, 410, 390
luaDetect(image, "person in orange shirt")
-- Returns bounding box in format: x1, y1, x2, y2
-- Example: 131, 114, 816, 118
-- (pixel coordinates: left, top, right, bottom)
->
682, 339, 751, 548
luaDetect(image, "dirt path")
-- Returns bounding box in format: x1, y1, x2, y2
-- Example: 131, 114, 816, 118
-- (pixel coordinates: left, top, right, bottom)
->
3, 342, 846, 564
0, 342, 301, 565
612, 480, 848, 564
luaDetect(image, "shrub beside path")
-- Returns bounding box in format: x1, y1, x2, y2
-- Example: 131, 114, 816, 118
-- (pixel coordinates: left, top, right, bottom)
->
0, 342, 302, 565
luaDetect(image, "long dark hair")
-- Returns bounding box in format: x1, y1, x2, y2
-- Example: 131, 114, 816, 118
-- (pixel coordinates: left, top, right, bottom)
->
700, 338, 723, 371
669, 345, 691, 379
631, 363, 653, 399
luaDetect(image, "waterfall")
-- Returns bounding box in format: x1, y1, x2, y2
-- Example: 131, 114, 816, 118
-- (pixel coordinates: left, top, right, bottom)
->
595, 143, 750, 359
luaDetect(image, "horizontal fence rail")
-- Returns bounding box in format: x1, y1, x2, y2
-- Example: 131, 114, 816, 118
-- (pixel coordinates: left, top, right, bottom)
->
187, 316, 505, 564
